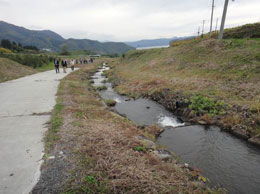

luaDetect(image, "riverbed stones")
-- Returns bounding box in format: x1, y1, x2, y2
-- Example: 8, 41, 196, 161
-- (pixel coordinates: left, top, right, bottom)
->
152, 150, 174, 161
249, 135, 260, 147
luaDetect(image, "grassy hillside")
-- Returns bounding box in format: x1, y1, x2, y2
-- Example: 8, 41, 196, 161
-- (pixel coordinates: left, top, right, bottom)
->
223, 22, 260, 39
109, 38, 260, 141
0, 21, 64, 51
210, 22, 260, 39
113, 38, 260, 106
0, 57, 37, 82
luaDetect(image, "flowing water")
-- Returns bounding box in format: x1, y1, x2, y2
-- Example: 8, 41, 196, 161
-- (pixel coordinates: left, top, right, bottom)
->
92, 64, 260, 194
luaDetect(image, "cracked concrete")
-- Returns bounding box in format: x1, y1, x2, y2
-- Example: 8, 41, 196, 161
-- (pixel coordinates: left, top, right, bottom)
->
0, 69, 75, 194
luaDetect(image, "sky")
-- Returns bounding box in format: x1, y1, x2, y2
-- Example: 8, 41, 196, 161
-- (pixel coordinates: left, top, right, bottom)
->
0, 0, 259, 42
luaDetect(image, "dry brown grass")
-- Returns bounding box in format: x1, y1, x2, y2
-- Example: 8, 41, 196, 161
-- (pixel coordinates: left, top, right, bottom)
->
0, 57, 37, 82
109, 39, 260, 136
111, 39, 260, 107
47, 60, 211, 193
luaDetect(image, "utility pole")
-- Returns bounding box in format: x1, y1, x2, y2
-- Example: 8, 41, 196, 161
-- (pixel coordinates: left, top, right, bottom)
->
202, 20, 205, 37
215, 17, 219, 32
210, 0, 215, 37
219, 0, 234, 40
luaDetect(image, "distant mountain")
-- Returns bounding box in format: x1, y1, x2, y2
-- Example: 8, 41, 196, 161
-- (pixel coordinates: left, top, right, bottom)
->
0, 21, 133, 54
125, 37, 194, 48
64, 39, 132, 54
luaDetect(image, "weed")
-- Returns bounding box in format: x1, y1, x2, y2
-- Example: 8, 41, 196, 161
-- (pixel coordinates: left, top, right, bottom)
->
84, 175, 98, 185
188, 95, 226, 116
133, 146, 146, 152
45, 91, 64, 152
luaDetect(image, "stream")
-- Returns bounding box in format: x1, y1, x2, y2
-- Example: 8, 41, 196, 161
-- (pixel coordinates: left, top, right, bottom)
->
91, 63, 260, 194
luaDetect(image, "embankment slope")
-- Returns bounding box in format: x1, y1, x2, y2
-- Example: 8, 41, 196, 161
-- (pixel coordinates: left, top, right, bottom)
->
109, 38, 260, 144
0, 57, 37, 82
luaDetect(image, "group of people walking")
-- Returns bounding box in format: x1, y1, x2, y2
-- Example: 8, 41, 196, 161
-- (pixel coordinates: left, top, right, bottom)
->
54, 59, 75, 74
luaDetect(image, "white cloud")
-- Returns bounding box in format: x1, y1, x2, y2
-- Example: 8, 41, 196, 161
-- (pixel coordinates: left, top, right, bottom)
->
0, 0, 259, 41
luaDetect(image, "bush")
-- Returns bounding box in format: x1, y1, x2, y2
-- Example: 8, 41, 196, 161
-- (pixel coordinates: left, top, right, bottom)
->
188, 95, 226, 116
0, 47, 12, 54
23, 45, 39, 51
60, 44, 70, 55
0, 53, 51, 68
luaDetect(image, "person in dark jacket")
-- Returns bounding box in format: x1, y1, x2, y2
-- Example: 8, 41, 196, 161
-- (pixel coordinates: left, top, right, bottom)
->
54, 59, 60, 74
61, 59, 67, 73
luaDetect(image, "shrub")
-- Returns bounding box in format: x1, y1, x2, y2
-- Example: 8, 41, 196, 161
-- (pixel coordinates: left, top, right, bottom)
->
60, 44, 70, 55
0, 47, 12, 54
188, 95, 226, 116
0, 53, 50, 68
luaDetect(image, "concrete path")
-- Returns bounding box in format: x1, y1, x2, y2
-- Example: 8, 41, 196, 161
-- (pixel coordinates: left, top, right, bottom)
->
0, 69, 75, 194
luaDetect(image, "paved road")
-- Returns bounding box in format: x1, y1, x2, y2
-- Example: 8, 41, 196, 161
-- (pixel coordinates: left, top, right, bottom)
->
0, 69, 74, 194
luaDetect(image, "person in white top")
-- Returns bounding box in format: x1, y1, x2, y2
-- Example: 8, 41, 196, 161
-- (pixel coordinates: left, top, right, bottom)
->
70, 59, 75, 71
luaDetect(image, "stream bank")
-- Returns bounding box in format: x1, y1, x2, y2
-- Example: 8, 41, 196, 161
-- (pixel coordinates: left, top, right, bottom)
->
93, 62, 260, 194
33, 62, 210, 194
147, 90, 260, 146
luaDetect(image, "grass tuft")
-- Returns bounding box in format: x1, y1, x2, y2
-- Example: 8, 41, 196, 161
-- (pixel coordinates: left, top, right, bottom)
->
95, 85, 107, 91
104, 99, 117, 107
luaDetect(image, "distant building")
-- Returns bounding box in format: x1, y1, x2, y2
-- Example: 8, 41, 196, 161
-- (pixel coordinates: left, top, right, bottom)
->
89, 54, 101, 58
42, 48, 52, 52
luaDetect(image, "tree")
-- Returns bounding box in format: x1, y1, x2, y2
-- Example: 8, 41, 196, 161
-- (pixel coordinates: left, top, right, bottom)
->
60, 44, 70, 55
23, 45, 39, 51
1, 39, 12, 49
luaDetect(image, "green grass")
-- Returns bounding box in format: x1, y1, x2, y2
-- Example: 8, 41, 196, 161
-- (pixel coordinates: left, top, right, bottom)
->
36, 62, 54, 72
133, 146, 146, 152
44, 86, 64, 153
